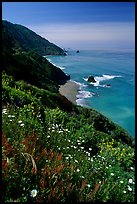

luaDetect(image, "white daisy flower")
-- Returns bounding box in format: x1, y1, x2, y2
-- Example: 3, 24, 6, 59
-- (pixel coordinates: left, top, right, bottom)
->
128, 179, 133, 184
30, 189, 38, 197
123, 190, 126, 193
128, 186, 132, 191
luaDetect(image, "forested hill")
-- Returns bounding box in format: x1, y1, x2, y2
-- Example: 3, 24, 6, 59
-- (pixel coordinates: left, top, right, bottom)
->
2, 20, 65, 56
2, 20, 70, 91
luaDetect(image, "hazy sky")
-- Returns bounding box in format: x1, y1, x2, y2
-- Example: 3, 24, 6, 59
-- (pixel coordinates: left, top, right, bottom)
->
2, 2, 135, 51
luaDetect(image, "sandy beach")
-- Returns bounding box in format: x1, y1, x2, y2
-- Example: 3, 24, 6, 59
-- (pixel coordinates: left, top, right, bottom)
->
59, 80, 80, 104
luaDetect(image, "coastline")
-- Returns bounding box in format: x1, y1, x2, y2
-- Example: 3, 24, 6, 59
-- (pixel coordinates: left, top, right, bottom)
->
59, 80, 80, 104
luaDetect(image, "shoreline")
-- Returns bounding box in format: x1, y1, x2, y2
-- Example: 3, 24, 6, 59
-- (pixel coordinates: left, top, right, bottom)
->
59, 80, 80, 104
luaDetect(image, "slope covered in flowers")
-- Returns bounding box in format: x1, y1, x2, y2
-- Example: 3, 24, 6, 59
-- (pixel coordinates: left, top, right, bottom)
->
2, 73, 135, 202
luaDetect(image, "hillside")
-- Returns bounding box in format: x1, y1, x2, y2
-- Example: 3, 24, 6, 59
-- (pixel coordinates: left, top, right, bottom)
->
2, 20, 135, 202
2, 20, 70, 92
2, 20, 66, 56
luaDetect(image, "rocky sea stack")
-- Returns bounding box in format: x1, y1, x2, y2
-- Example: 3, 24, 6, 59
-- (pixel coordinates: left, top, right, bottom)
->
87, 75, 96, 83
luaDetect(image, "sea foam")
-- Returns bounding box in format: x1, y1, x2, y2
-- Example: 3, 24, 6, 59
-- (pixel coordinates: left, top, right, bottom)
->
46, 58, 65, 70
84, 74, 122, 87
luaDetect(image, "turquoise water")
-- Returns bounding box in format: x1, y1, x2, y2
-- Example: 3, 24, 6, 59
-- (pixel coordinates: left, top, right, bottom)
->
46, 50, 135, 137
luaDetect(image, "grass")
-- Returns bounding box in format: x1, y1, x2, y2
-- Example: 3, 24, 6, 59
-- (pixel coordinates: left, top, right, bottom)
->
2, 73, 135, 202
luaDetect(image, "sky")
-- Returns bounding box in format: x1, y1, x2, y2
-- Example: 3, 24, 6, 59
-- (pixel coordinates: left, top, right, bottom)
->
2, 2, 135, 51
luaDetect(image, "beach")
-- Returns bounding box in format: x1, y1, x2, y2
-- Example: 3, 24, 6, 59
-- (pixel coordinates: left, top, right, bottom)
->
59, 80, 80, 104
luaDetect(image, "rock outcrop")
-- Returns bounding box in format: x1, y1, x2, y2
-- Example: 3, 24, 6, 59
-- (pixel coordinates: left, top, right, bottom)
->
87, 75, 96, 83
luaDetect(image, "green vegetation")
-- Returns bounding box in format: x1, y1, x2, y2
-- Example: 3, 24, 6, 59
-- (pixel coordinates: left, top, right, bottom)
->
2, 20, 66, 56
2, 20, 135, 202
2, 72, 135, 202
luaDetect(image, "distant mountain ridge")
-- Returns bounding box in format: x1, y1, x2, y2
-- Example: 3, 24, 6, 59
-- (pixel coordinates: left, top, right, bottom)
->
2, 20, 65, 56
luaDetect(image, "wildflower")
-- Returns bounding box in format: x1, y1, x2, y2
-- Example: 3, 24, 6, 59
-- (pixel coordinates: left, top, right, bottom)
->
68, 140, 71, 142
58, 130, 63, 133
128, 179, 133, 184
18, 120, 23, 123
66, 157, 69, 160
30, 189, 38, 197
76, 169, 80, 172
20, 123, 24, 127
90, 158, 93, 162
120, 181, 124, 184
77, 140, 80, 142
47, 135, 50, 138
123, 191, 126, 193
128, 186, 132, 191
55, 124, 58, 128
86, 184, 91, 188
67, 147, 69, 149
110, 173, 114, 176
2, 109, 7, 114
73, 146, 77, 149
75, 160, 78, 163
9, 119, 12, 122
130, 167, 134, 170
99, 181, 101, 184
3, 111, 7, 114
81, 147, 84, 150
78, 143, 81, 145
81, 176, 85, 179
89, 148, 92, 151
87, 153, 90, 157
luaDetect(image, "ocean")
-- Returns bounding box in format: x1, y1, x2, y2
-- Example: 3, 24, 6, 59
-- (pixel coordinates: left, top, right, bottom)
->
45, 50, 135, 137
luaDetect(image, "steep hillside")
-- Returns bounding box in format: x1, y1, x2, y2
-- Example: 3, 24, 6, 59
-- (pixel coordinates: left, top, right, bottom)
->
2, 21, 70, 92
2, 20, 65, 56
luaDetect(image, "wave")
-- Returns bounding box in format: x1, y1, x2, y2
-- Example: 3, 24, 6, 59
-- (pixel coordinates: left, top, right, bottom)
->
72, 80, 87, 88
84, 74, 122, 87
46, 58, 65, 70
76, 90, 94, 99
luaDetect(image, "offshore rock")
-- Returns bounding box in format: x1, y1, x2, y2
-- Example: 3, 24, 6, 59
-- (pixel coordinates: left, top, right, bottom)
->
88, 75, 96, 83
